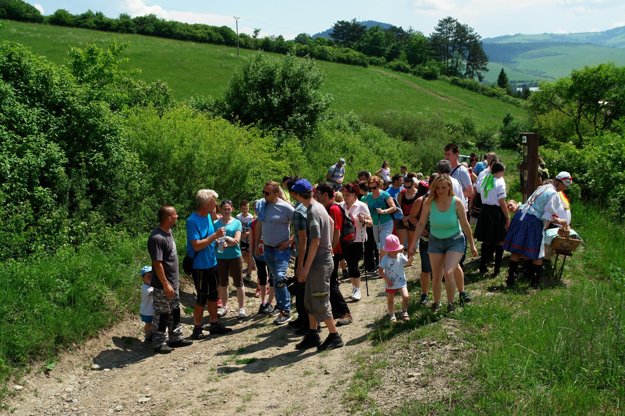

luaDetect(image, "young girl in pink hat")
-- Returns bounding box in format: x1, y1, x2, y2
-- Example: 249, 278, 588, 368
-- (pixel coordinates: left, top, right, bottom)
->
379, 234, 410, 322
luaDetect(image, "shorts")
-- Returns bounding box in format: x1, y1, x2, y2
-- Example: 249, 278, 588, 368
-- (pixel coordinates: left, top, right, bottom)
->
428, 232, 466, 255
140, 314, 153, 324
372, 220, 394, 250
217, 257, 243, 287
304, 255, 334, 323
385, 286, 407, 294
193, 267, 220, 305
240, 240, 250, 252
419, 240, 432, 273
395, 219, 416, 231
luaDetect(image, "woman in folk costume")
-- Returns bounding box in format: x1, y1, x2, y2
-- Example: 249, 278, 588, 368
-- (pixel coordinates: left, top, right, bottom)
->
503, 171, 573, 288
475, 162, 510, 276
543, 183, 581, 257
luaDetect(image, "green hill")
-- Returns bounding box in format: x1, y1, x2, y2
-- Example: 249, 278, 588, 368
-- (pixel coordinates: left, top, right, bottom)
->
0, 20, 526, 127
483, 27, 625, 84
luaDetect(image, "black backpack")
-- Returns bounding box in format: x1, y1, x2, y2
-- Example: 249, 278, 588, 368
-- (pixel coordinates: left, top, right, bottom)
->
334, 203, 355, 245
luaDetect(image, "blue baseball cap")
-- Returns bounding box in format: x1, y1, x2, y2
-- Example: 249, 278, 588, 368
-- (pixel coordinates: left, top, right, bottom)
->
291, 179, 313, 194
140, 265, 152, 276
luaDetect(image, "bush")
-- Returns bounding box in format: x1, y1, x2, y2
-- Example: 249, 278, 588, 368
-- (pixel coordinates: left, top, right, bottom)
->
220, 54, 331, 139
475, 127, 499, 151
367, 56, 387, 66
500, 113, 524, 149
414, 60, 441, 80
0, 0, 43, 23
385, 59, 411, 73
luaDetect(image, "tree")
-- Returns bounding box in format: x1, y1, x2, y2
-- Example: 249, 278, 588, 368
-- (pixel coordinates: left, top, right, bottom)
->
405, 32, 430, 66
0, 0, 43, 23
530, 63, 625, 145
430, 16, 488, 80
220, 54, 331, 139
497, 68, 509, 90
357, 26, 386, 57
330, 19, 366, 48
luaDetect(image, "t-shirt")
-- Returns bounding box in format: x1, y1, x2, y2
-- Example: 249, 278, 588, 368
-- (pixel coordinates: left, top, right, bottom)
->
364, 191, 393, 224
477, 175, 507, 206
307, 200, 333, 261
326, 203, 343, 255
450, 164, 472, 209
340, 200, 370, 243
214, 217, 243, 260
450, 177, 464, 209
379, 253, 408, 289
147, 227, 179, 289
236, 212, 254, 242
473, 160, 487, 177
387, 186, 402, 199
292, 202, 308, 256
328, 163, 345, 183
257, 198, 295, 246
186, 212, 217, 269
140, 283, 154, 316
380, 167, 391, 183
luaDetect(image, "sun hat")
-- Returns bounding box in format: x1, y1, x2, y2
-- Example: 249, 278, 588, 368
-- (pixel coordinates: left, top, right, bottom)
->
291, 178, 313, 194
140, 265, 152, 276
339, 158, 346, 163
555, 171, 573, 187
383, 234, 404, 253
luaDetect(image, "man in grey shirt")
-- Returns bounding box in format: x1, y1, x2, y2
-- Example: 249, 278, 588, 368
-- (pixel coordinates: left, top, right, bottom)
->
147, 205, 193, 354
254, 181, 295, 325
291, 179, 344, 352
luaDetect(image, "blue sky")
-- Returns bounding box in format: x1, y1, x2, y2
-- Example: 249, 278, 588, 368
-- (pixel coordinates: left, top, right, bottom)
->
26, 0, 625, 39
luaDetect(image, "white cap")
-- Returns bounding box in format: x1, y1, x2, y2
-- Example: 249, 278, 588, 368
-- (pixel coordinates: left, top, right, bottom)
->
555, 171, 573, 187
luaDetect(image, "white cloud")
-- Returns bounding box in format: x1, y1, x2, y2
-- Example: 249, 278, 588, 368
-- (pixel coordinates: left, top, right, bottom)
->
120, 0, 255, 33
33, 3, 44, 14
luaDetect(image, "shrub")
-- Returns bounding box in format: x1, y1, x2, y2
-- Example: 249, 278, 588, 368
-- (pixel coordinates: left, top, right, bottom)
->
414, 60, 441, 80
385, 59, 411, 73
500, 113, 524, 149
220, 54, 331, 139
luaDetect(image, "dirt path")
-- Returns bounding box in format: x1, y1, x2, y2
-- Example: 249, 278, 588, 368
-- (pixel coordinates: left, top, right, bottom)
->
4, 268, 402, 416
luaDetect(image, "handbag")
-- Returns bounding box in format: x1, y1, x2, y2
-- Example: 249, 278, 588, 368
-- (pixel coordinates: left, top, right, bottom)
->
182, 254, 194, 275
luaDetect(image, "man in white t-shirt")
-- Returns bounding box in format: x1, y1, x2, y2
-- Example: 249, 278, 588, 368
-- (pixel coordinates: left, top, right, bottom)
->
444, 143, 474, 210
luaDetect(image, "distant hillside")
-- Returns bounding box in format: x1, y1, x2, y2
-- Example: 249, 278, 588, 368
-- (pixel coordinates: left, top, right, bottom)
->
482, 25, 625, 84
312, 20, 392, 39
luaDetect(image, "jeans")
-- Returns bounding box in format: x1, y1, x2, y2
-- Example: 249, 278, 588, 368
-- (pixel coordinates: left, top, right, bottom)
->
264, 246, 291, 312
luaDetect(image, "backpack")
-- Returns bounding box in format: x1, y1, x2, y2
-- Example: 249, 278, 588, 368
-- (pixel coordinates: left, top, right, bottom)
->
334, 203, 355, 245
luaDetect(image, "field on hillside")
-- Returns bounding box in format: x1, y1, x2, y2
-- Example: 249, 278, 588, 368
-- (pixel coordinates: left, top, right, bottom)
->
484, 42, 625, 83
0, 20, 526, 127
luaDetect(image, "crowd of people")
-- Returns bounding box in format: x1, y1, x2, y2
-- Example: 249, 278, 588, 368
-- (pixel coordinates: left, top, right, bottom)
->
143, 144, 575, 355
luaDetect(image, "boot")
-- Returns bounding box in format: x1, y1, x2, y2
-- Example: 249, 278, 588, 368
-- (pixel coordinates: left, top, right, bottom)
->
479, 243, 493, 274
506, 260, 519, 287
494, 245, 504, 276
530, 263, 543, 289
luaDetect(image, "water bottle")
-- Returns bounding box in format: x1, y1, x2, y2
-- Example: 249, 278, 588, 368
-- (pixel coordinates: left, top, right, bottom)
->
217, 237, 225, 253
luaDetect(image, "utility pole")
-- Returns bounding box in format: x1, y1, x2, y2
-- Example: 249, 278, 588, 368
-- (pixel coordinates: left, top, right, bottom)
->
234, 16, 240, 58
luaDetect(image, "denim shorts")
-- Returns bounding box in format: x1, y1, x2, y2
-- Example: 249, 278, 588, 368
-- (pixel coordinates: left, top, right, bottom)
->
428, 232, 465, 254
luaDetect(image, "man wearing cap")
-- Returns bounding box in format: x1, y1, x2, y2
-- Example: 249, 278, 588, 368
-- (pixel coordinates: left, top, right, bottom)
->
503, 171, 573, 288
326, 158, 346, 190
291, 179, 344, 351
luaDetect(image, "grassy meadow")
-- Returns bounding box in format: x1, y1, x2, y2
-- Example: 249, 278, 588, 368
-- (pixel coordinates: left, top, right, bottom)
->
0, 19, 526, 128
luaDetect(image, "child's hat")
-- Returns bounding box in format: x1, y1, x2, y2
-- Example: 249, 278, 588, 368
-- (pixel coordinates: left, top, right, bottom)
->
140, 265, 152, 276
383, 234, 404, 253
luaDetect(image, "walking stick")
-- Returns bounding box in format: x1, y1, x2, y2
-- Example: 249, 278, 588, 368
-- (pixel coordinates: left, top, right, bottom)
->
359, 215, 369, 297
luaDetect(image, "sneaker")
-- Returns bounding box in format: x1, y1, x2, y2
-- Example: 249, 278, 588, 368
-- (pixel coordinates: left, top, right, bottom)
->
387, 313, 397, 323
270, 306, 281, 316
336, 314, 353, 326
318, 332, 344, 351
209, 322, 233, 335
274, 311, 291, 326
260, 304, 274, 315
154, 344, 173, 354
191, 327, 205, 340
447, 303, 456, 313
217, 306, 229, 317
295, 332, 321, 350
419, 293, 429, 306
168, 339, 193, 348
238, 308, 248, 318
459, 291, 472, 304
431, 302, 440, 313
401, 311, 410, 321
351, 288, 361, 301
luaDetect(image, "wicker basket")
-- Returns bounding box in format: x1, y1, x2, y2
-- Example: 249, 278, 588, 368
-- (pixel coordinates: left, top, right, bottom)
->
550, 236, 583, 252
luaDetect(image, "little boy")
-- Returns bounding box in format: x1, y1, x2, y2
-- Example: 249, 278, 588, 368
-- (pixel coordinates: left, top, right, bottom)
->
140, 265, 154, 342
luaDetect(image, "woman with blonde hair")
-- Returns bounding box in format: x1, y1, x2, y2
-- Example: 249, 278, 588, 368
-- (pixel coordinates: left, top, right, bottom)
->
413, 174, 478, 312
